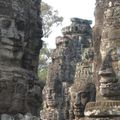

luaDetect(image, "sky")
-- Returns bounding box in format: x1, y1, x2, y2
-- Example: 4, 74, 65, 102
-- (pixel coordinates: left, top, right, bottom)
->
42, 0, 96, 48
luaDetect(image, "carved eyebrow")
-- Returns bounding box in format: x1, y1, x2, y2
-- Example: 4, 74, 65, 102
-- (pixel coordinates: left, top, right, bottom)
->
0, 19, 12, 29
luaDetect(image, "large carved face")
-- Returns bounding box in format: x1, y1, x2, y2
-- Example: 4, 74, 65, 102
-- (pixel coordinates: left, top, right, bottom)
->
0, 15, 26, 61
70, 91, 89, 117
46, 84, 57, 108
45, 80, 62, 109
70, 83, 96, 118
99, 47, 120, 99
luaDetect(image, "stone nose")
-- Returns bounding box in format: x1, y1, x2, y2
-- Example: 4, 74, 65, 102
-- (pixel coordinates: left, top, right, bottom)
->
98, 60, 113, 76
99, 64, 117, 83
7, 22, 20, 40
74, 94, 81, 106
47, 91, 52, 98
47, 95, 52, 99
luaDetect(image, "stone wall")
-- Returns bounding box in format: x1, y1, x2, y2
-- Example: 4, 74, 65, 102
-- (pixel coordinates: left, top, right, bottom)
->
0, 0, 43, 119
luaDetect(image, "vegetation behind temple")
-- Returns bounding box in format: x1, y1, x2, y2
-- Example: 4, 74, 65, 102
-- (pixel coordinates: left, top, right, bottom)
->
38, 1, 63, 88
41, 1, 63, 37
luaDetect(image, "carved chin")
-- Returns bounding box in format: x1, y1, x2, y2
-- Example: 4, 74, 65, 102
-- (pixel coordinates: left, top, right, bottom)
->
74, 107, 84, 117
100, 82, 120, 97
47, 101, 56, 107
74, 110, 84, 117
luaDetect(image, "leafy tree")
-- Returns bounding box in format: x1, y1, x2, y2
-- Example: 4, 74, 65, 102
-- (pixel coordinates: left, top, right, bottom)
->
41, 1, 63, 37
38, 42, 52, 88
38, 2, 63, 87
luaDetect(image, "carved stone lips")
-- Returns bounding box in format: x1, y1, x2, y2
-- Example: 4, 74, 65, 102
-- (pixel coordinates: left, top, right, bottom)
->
0, 38, 23, 50
74, 109, 82, 115
74, 107, 84, 117
100, 82, 120, 90
74, 105, 84, 111
100, 83, 115, 88
99, 69, 114, 75
99, 76, 116, 83
99, 69, 117, 84
47, 100, 56, 105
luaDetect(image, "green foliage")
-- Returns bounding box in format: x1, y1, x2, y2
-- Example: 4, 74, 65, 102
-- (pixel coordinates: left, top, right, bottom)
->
41, 1, 63, 37
38, 68, 47, 89
38, 43, 52, 87
39, 43, 52, 69
38, 2, 63, 88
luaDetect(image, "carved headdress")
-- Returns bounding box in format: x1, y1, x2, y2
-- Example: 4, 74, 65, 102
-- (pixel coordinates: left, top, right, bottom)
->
0, 0, 29, 20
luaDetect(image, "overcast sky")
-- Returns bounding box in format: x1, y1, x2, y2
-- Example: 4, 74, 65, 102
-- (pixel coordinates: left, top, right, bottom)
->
43, 0, 96, 48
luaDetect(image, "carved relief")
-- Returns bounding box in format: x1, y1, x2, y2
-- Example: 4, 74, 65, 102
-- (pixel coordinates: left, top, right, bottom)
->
0, 0, 42, 118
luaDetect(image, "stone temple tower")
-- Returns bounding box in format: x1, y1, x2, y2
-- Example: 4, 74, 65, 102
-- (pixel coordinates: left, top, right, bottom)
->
85, 0, 120, 119
40, 18, 93, 120
0, 0, 43, 119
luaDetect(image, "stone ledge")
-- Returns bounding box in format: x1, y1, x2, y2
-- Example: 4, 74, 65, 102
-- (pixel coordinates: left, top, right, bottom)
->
85, 101, 120, 117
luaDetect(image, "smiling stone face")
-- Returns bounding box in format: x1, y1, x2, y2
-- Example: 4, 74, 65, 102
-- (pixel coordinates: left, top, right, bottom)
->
44, 79, 63, 109
0, 16, 25, 61
99, 47, 120, 99
69, 82, 96, 119
0, 0, 28, 65
46, 85, 57, 108
70, 90, 90, 117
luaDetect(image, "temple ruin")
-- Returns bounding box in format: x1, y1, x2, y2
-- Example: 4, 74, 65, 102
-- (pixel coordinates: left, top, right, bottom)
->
41, 0, 120, 120
0, 0, 120, 120
40, 18, 93, 119
0, 0, 43, 119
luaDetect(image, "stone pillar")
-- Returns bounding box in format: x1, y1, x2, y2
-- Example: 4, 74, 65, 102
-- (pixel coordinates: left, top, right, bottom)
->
0, 0, 43, 119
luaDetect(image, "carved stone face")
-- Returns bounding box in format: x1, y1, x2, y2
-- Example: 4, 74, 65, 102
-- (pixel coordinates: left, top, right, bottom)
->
0, 16, 25, 61
45, 80, 62, 109
99, 47, 120, 99
46, 86, 56, 108
71, 91, 89, 117
70, 84, 96, 118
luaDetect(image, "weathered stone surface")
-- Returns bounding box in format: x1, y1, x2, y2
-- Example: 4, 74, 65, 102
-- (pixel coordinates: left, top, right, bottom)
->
0, 113, 39, 120
93, 0, 105, 87
40, 63, 64, 120
85, 0, 120, 119
69, 78, 96, 119
40, 18, 92, 120
96, 0, 120, 100
69, 35, 95, 120
41, 0, 120, 119
0, 0, 42, 118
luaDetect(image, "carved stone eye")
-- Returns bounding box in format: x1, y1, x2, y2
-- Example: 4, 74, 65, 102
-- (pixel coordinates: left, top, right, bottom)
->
81, 92, 88, 98
73, 95, 76, 99
1, 19, 11, 29
15, 20, 25, 31
71, 93, 76, 100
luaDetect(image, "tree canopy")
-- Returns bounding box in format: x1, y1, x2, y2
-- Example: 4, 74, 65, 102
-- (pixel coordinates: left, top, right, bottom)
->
41, 1, 63, 37
38, 2, 63, 87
